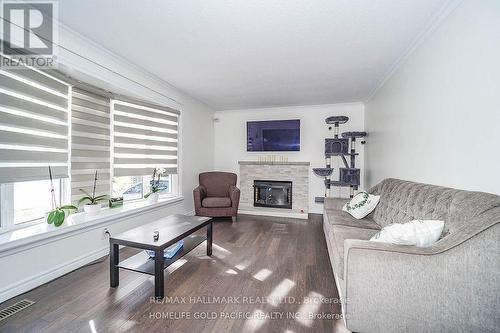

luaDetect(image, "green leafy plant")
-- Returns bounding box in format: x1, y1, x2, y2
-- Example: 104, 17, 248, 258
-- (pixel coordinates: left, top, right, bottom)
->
46, 166, 77, 227
145, 168, 165, 198
78, 170, 108, 205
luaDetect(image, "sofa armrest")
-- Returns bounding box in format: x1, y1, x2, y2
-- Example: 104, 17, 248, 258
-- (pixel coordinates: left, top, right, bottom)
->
344, 239, 439, 257
342, 241, 434, 332
229, 185, 240, 213
193, 185, 207, 213
342, 224, 500, 333
344, 206, 500, 258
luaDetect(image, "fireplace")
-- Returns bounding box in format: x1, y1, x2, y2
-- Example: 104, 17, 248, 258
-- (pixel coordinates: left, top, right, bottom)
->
253, 180, 292, 209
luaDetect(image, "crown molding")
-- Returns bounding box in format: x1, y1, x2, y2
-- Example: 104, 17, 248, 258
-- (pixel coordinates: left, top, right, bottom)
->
53, 20, 214, 111
365, 0, 464, 102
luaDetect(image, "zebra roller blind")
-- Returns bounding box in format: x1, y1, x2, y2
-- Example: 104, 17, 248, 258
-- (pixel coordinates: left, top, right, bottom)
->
0, 55, 70, 183
70, 88, 111, 203
112, 99, 179, 177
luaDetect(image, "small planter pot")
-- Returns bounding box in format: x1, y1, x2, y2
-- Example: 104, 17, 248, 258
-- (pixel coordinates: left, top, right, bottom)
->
84, 203, 102, 214
147, 192, 160, 204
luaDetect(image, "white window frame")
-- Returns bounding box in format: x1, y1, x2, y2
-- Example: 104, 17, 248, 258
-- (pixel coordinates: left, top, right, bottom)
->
166, 173, 179, 197
111, 173, 177, 202
0, 178, 69, 232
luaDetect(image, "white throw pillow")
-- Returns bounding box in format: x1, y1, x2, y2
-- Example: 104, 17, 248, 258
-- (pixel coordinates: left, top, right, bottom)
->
370, 220, 445, 247
342, 191, 380, 219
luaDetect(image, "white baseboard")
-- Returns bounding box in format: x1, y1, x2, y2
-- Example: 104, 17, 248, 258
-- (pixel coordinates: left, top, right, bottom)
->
0, 246, 108, 303
0, 209, 201, 303
238, 208, 308, 219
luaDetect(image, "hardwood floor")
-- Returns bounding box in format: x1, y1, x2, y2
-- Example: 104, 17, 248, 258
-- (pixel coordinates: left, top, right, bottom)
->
0, 214, 350, 333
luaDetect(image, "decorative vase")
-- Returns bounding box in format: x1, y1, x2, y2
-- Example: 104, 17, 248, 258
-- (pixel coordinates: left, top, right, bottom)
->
84, 204, 101, 214
147, 192, 159, 203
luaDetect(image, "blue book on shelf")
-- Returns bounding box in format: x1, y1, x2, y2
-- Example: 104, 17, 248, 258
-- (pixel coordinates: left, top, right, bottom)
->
146, 240, 184, 259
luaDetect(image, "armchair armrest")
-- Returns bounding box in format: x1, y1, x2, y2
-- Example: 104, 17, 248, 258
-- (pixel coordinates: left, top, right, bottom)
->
193, 185, 207, 214
229, 185, 240, 213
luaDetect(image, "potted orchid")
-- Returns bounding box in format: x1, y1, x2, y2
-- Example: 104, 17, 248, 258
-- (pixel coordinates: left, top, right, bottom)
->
46, 166, 77, 227
145, 168, 165, 203
78, 170, 108, 213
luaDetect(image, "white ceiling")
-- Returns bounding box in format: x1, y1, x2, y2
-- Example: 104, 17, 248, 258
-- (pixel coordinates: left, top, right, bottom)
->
59, 0, 451, 110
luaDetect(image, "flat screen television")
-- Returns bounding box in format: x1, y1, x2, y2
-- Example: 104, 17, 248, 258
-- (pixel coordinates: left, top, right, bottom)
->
247, 119, 300, 151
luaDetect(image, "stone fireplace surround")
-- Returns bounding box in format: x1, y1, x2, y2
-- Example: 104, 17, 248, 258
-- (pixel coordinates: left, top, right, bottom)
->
238, 161, 309, 219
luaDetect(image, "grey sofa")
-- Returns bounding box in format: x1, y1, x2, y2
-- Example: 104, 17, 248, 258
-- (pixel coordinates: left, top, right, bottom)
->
323, 178, 500, 333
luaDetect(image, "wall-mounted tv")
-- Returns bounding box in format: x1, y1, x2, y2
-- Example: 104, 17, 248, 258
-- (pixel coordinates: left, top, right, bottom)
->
247, 119, 300, 152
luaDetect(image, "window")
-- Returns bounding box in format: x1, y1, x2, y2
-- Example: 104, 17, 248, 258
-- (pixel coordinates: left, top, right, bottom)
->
14, 179, 63, 224
0, 55, 70, 231
111, 99, 179, 178
0, 55, 71, 184
70, 88, 111, 205
110, 99, 179, 203
112, 174, 173, 201
0, 58, 181, 231
1, 179, 64, 228
113, 176, 144, 201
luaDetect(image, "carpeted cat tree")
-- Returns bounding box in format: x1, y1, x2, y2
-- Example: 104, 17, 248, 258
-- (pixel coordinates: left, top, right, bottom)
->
313, 116, 367, 202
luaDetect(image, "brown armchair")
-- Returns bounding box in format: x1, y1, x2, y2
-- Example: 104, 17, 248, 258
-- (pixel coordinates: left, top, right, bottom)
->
193, 172, 240, 221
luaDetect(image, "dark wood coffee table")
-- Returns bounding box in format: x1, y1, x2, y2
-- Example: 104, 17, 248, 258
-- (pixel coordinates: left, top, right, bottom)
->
109, 214, 213, 298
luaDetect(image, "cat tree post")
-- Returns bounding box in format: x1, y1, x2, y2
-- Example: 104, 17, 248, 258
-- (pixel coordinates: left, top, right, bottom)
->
341, 131, 367, 198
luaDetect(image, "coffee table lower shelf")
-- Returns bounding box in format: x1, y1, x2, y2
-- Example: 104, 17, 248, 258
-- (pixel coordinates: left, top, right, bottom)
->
117, 235, 206, 275
109, 215, 213, 299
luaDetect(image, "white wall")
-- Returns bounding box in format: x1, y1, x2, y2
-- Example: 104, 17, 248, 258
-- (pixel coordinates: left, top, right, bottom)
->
365, 0, 500, 195
0, 23, 215, 302
214, 103, 365, 214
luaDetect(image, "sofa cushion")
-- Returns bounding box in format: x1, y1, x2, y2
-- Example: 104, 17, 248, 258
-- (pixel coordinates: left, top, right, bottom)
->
323, 220, 347, 299
324, 197, 350, 211
202, 197, 231, 208
323, 204, 381, 281
325, 209, 381, 230
368, 178, 500, 235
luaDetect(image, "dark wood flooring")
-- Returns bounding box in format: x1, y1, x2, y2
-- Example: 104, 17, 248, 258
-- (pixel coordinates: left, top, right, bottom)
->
0, 214, 350, 333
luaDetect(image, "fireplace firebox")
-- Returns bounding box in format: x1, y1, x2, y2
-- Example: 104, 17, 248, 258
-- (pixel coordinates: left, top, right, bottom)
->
253, 180, 292, 209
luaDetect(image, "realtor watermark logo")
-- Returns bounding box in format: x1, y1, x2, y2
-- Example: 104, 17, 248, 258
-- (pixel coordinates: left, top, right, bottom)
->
1, 0, 58, 68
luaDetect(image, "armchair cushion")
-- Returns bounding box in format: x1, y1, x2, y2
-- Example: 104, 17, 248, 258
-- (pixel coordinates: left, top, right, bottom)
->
202, 197, 232, 208
199, 172, 237, 197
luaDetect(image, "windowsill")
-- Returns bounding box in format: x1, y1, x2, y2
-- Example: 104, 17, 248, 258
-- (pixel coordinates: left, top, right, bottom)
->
0, 195, 184, 255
